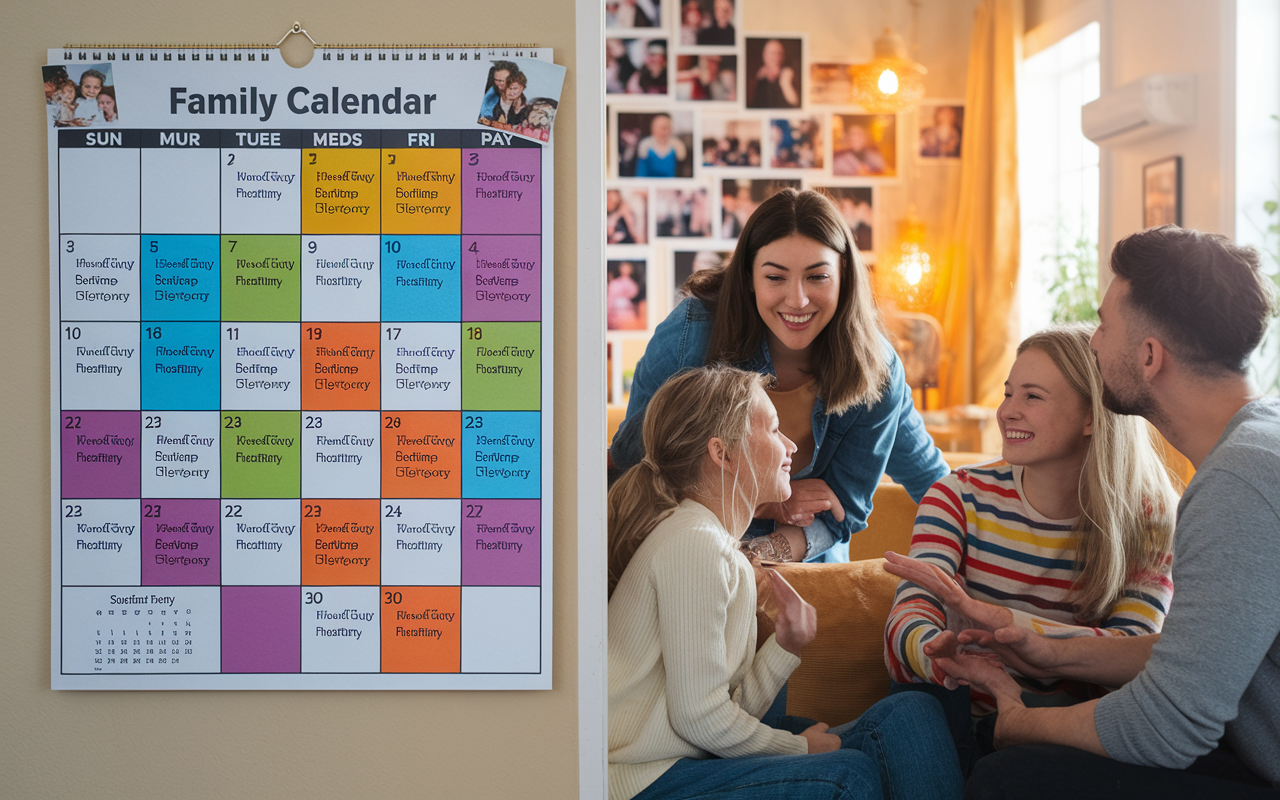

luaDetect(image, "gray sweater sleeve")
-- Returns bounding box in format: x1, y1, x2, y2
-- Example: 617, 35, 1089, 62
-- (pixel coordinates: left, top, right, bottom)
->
1094, 466, 1280, 771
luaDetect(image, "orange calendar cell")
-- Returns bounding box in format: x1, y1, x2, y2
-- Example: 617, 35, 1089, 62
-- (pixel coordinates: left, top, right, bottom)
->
302, 147, 381, 235
302, 323, 381, 410
300, 498, 381, 586
382, 149, 462, 235
380, 586, 461, 673
381, 411, 461, 498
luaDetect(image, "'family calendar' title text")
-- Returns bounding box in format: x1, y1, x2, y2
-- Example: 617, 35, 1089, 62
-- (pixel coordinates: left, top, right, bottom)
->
170, 87, 439, 122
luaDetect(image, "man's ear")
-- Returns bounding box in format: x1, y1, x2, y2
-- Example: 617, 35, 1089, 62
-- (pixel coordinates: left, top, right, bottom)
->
1141, 337, 1166, 381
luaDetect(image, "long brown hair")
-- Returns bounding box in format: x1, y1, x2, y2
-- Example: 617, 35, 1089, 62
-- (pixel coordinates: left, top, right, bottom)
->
1018, 324, 1178, 620
685, 187, 888, 414
607, 365, 765, 597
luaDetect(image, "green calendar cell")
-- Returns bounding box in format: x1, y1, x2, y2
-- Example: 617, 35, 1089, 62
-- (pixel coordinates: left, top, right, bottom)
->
221, 235, 302, 321
220, 410, 302, 498
462, 322, 540, 410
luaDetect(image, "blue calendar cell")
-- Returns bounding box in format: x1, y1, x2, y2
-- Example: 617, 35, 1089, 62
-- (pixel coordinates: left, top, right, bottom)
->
380, 235, 462, 321
462, 411, 540, 498
141, 235, 221, 321
141, 321, 220, 410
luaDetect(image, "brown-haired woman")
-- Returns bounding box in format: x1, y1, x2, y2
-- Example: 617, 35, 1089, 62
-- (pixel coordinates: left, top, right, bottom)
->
610, 188, 948, 564
609, 365, 961, 800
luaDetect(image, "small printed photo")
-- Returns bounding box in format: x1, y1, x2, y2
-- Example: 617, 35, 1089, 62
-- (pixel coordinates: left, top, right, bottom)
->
814, 186, 874, 251
701, 115, 762, 168
607, 38, 669, 95
672, 248, 731, 306
616, 111, 695, 178
744, 37, 803, 110
808, 62, 853, 105
44, 63, 117, 128
607, 187, 650, 244
1143, 156, 1182, 228
675, 55, 737, 102
679, 0, 738, 47
608, 259, 650, 331
918, 104, 964, 159
769, 116, 823, 169
832, 113, 897, 177
654, 187, 713, 238
606, 0, 662, 29
477, 57, 566, 143
719, 178, 801, 239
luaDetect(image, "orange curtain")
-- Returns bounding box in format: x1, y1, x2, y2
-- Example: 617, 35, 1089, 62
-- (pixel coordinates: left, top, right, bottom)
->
937, 0, 1022, 407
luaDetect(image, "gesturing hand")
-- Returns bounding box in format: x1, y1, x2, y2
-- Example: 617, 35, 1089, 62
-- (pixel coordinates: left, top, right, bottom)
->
932, 650, 1027, 749
955, 625, 1060, 680
757, 479, 846, 527
882, 551, 1014, 634
765, 568, 817, 656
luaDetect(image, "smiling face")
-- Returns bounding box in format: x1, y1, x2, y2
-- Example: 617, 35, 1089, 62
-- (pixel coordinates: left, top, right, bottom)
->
503, 79, 525, 102
752, 233, 841, 363
492, 69, 510, 94
79, 75, 102, 99
999, 347, 1093, 471
97, 93, 116, 118
742, 387, 796, 505
763, 40, 785, 69
1090, 277, 1158, 418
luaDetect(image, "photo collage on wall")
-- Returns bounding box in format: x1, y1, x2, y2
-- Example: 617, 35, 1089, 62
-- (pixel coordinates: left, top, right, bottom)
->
606, 1, 963, 347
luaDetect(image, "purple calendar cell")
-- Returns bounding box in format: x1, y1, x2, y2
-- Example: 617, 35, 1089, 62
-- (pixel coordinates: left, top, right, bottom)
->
221, 586, 301, 673
461, 149, 541, 235
141, 498, 221, 585
461, 499, 540, 586
461, 235, 541, 321
61, 410, 141, 498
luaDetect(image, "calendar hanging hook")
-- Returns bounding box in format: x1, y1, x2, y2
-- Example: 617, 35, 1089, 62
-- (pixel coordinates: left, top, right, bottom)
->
275, 22, 318, 48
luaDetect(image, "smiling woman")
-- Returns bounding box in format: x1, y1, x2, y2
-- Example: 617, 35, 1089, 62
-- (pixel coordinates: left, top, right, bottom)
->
610, 188, 949, 563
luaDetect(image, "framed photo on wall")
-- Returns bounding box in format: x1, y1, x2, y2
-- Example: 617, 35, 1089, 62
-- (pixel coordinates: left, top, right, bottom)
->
1143, 155, 1182, 228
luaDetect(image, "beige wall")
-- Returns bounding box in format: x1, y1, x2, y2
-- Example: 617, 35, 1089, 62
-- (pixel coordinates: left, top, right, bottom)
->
0, 2, 584, 797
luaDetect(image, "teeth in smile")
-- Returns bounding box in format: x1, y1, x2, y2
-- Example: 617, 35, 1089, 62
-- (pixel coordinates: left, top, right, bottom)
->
781, 312, 814, 324
1006, 431, 1032, 439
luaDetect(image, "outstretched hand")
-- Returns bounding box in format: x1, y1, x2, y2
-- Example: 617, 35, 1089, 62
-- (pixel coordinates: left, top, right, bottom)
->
757, 479, 846, 527
765, 568, 817, 656
955, 625, 1060, 680
882, 551, 1014, 634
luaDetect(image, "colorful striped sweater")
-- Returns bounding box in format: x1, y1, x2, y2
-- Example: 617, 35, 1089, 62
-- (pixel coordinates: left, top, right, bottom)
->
883, 462, 1174, 711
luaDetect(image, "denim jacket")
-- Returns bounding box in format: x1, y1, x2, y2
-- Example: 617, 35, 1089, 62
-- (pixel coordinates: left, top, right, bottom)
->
610, 297, 948, 562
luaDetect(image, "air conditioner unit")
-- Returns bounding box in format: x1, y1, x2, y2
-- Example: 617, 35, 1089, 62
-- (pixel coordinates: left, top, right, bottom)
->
1081, 73, 1195, 144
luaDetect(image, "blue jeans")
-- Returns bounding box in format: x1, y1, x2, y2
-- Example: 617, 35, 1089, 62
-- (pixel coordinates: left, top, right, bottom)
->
632, 692, 963, 800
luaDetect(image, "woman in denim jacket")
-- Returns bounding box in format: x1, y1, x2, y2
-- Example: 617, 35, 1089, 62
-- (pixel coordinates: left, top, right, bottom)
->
610, 189, 947, 562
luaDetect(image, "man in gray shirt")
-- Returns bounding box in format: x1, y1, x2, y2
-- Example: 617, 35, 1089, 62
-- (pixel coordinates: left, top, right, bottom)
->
937, 226, 1280, 797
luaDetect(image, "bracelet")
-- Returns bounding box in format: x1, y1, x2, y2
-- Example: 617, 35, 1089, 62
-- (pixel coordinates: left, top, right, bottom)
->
743, 531, 794, 562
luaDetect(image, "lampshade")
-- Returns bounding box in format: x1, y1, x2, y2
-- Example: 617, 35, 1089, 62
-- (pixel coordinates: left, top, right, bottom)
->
849, 28, 927, 113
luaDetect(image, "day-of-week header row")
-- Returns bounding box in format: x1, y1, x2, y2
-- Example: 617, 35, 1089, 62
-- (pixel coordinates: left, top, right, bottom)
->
57, 130, 540, 150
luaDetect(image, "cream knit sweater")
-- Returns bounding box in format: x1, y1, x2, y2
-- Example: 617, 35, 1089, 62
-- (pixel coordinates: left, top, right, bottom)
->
608, 500, 807, 800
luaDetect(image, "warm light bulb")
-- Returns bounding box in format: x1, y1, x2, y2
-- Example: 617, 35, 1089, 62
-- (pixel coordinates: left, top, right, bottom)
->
878, 68, 899, 95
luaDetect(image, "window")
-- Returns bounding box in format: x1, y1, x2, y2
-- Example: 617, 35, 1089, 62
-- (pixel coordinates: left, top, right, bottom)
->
1017, 22, 1101, 340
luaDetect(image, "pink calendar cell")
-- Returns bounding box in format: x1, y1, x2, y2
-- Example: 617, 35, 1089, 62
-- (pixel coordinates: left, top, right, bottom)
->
61, 410, 141, 499
461, 235, 541, 321
221, 586, 301, 673
461, 148, 541, 235
141, 498, 221, 585
461, 499, 540, 586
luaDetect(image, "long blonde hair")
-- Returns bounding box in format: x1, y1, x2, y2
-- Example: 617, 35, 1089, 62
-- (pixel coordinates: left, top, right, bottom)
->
1018, 324, 1179, 621
607, 365, 766, 597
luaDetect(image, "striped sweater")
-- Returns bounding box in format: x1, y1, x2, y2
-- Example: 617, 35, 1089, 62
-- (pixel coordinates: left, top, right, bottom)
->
884, 462, 1173, 710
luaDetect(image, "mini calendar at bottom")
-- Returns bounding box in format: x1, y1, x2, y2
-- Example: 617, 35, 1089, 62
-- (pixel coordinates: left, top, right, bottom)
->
47, 46, 564, 689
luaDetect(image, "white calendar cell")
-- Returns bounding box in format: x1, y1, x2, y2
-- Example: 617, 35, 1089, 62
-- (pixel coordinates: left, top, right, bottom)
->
59, 234, 141, 321
461, 587, 540, 673
301, 585, 381, 673
61, 321, 140, 410
302, 235, 381, 321
61, 586, 220, 674
221, 322, 301, 410
59, 145, 141, 234
221, 148, 302, 234
61, 499, 142, 586
300, 411, 381, 497
141, 411, 222, 498
380, 499, 462, 586
142, 147, 221, 233
220, 499, 303, 586
380, 322, 462, 410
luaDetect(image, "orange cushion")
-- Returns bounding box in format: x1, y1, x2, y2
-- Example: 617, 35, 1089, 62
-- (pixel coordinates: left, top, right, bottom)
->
765, 559, 900, 727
